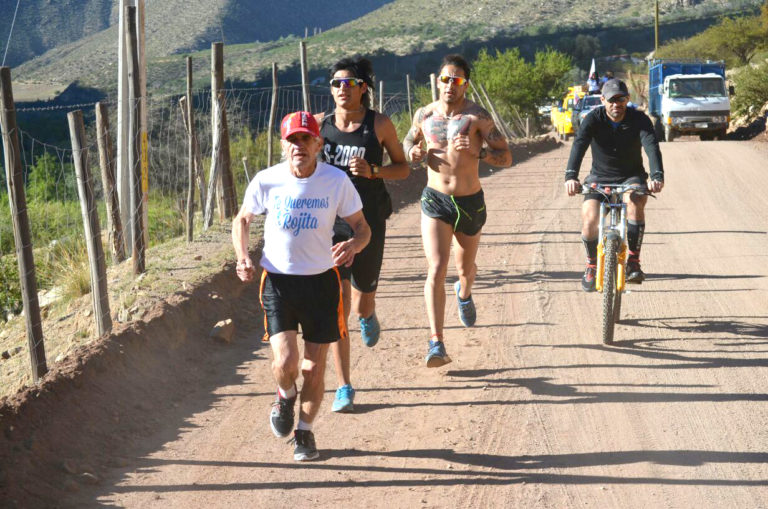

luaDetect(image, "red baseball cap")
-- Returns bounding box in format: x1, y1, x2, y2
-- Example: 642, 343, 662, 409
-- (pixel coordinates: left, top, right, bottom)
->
280, 111, 320, 140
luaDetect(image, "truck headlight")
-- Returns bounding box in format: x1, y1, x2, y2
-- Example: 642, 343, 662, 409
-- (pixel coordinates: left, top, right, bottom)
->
711, 116, 727, 123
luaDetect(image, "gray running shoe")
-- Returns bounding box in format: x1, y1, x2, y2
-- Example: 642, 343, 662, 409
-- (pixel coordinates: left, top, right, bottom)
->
269, 391, 296, 438
291, 429, 319, 461
425, 339, 452, 368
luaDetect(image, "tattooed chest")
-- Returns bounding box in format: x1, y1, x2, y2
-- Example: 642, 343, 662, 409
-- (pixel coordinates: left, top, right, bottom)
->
423, 114, 471, 144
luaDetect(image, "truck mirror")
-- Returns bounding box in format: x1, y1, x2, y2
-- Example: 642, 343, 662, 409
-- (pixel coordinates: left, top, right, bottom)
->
728, 85, 735, 96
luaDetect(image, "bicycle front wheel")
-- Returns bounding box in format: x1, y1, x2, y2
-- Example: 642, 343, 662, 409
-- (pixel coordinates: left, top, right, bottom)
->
601, 236, 619, 345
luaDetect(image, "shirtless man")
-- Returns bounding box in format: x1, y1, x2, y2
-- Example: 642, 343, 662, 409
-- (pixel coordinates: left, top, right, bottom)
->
403, 54, 512, 367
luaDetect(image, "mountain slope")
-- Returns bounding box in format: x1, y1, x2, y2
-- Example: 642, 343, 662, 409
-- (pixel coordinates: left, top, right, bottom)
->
11, 0, 762, 92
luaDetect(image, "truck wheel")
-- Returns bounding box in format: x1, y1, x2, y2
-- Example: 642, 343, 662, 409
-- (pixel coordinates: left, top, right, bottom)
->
664, 125, 675, 143
716, 129, 728, 140
699, 133, 714, 141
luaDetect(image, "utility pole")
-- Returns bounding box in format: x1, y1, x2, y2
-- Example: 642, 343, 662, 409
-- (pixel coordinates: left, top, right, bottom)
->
654, 0, 660, 53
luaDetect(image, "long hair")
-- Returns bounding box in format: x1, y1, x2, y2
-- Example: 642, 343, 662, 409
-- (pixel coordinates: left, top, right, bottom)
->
330, 57, 375, 108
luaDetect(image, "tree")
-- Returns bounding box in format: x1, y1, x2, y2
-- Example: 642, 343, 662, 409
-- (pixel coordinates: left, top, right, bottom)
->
732, 62, 768, 118
706, 16, 766, 66
473, 47, 572, 118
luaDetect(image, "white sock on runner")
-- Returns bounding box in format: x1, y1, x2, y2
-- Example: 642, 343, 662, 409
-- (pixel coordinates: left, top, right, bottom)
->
297, 419, 313, 431
278, 385, 297, 399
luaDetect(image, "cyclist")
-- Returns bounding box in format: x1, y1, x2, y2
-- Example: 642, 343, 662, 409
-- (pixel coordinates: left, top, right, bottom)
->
564, 79, 664, 291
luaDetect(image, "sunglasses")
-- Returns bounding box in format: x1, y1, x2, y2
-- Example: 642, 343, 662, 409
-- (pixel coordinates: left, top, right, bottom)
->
330, 77, 365, 88
438, 75, 468, 86
607, 96, 628, 104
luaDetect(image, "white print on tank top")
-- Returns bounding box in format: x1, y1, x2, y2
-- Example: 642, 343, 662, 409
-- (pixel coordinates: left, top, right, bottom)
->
324, 143, 367, 168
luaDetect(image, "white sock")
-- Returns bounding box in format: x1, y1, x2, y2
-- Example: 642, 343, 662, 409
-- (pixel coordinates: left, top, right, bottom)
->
278, 384, 297, 399
297, 419, 313, 431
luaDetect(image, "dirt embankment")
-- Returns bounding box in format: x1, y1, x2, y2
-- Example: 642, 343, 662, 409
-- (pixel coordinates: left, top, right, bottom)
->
0, 137, 563, 508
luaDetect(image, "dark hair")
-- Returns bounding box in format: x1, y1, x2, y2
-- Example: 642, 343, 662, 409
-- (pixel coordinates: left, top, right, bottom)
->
330, 57, 375, 108
439, 54, 471, 81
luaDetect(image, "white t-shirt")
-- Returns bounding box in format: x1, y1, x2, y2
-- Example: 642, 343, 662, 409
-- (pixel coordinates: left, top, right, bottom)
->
243, 161, 363, 275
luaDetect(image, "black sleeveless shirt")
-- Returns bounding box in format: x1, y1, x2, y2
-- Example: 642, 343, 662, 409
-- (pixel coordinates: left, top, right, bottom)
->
320, 108, 392, 224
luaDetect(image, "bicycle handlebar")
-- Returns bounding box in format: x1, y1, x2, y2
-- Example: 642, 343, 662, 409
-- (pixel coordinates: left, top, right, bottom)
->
578, 183, 653, 197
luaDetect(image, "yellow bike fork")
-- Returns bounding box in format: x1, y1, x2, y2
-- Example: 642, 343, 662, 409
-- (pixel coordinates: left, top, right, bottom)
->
596, 239, 628, 293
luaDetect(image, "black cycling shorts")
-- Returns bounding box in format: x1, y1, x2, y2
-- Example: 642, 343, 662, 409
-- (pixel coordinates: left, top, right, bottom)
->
583, 175, 647, 202
332, 217, 386, 293
420, 186, 486, 236
258, 268, 346, 344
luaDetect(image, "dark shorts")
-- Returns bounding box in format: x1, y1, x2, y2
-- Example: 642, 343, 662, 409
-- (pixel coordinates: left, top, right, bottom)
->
332, 217, 386, 293
583, 175, 647, 202
258, 268, 346, 344
421, 186, 487, 236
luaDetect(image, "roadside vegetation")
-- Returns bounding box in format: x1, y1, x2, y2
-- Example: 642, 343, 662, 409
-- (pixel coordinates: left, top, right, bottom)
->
656, 1, 768, 118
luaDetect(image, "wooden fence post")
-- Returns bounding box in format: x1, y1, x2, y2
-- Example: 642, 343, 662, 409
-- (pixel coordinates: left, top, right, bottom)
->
267, 62, 279, 166
183, 58, 195, 241
430, 73, 437, 102
300, 41, 310, 112
211, 42, 237, 220
406, 74, 413, 121
0, 67, 47, 381
204, 91, 225, 229
179, 96, 205, 216
95, 102, 125, 264
124, 5, 145, 274
68, 110, 112, 337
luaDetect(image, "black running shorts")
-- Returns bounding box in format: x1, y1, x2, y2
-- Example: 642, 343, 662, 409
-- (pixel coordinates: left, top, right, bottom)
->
420, 186, 487, 236
258, 268, 346, 344
332, 217, 386, 293
583, 175, 647, 202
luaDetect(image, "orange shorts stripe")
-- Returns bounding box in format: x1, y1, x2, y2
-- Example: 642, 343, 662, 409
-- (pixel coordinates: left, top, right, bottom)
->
258, 269, 270, 343
332, 266, 348, 341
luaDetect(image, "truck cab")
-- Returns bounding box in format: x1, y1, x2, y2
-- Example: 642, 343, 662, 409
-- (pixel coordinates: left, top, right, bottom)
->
551, 85, 586, 140
648, 60, 730, 142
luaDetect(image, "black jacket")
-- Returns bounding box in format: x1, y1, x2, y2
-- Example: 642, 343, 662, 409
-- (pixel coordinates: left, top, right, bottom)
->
565, 106, 664, 183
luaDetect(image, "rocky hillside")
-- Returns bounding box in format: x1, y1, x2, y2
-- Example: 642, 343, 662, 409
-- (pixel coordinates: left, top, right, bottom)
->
8, 0, 762, 92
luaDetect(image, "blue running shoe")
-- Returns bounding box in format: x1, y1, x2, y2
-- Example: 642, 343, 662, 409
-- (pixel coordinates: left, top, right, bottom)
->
332, 384, 355, 413
454, 281, 476, 327
425, 339, 452, 368
360, 312, 380, 347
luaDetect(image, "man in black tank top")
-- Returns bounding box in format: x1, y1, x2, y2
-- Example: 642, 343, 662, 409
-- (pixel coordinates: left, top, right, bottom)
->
314, 57, 409, 413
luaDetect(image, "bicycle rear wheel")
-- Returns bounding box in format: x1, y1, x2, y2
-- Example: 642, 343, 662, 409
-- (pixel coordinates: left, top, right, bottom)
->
601, 236, 619, 344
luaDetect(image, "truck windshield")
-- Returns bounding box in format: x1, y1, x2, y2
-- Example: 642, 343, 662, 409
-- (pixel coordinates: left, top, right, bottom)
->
669, 78, 725, 98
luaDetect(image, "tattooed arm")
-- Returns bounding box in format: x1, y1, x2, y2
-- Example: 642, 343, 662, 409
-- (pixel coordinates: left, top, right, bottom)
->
403, 107, 426, 163
476, 107, 512, 167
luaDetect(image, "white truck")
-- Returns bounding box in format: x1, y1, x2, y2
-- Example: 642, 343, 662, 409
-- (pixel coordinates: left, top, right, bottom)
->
648, 60, 732, 142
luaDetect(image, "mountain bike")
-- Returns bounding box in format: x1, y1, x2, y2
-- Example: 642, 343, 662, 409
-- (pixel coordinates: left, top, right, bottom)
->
581, 183, 651, 344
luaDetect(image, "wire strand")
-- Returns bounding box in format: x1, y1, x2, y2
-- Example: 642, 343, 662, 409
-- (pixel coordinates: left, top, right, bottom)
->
1, 0, 22, 67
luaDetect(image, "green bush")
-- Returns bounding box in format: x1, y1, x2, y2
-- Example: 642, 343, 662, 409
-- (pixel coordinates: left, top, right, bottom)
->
27, 152, 78, 203
473, 47, 572, 118
732, 61, 768, 118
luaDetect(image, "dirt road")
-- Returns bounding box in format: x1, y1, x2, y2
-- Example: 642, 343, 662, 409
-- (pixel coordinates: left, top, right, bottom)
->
7, 139, 768, 508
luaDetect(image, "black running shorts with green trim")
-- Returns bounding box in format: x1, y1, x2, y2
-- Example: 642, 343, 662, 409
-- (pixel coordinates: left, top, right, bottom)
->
420, 186, 487, 236
332, 217, 386, 293
258, 268, 346, 344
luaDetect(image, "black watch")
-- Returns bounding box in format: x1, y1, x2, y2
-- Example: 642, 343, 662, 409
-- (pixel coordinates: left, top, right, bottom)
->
370, 164, 379, 179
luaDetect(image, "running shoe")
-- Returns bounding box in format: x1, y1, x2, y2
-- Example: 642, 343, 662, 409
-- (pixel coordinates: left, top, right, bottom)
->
626, 261, 646, 284
581, 264, 597, 292
291, 429, 319, 461
269, 390, 296, 438
331, 384, 355, 413
360, 312, 380, 347
454, 281, 476, 327
425, 339, 452, 368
